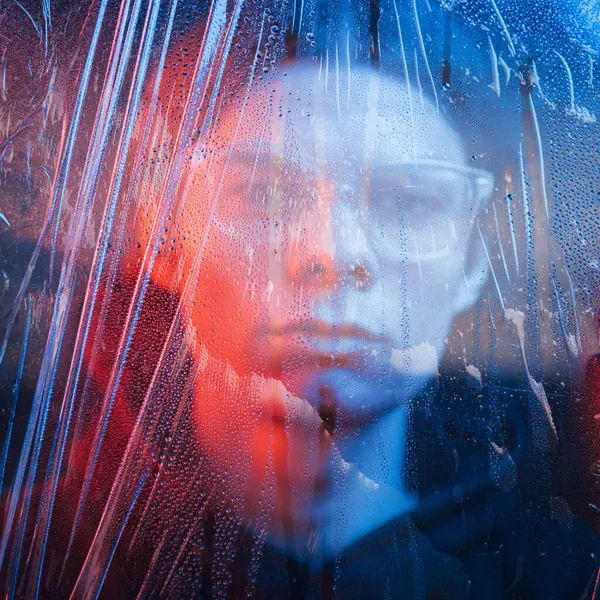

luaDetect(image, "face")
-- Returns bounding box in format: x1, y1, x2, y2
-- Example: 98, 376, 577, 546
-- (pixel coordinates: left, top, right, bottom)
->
140, 62, 492, 500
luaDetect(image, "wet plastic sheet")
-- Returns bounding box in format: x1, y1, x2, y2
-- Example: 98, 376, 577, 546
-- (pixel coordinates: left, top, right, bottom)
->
0, 1, 599, 598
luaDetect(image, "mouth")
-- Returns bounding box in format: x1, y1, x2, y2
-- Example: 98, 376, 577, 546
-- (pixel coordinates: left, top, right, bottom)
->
267, 320, 386, 343
261, 320, 388, 375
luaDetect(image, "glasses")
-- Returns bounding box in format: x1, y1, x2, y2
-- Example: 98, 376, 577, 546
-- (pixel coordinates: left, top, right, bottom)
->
365, 159, 495, 261
215, 158, 495, 262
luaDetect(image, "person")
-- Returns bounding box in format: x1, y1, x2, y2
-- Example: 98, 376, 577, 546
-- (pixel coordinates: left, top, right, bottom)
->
55, 58, 594, 598
143, 60, 497, 560
2, 2, 600, 598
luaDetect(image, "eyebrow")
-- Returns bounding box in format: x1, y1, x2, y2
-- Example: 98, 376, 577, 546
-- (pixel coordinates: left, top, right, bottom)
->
227, 148, 311, 184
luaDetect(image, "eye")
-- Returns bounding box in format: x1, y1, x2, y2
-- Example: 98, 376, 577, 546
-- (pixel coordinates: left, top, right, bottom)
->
372, 179, 445, 226
226, 177, 268, 202
399, 189, 446, 227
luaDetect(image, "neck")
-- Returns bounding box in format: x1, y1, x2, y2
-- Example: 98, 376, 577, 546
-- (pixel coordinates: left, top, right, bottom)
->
269, 404, 416, 565
336, 404, 411, 488
322, 405, 415, 555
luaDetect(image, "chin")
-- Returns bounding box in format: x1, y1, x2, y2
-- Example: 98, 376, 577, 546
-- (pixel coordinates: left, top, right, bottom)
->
280, 367, 427, 428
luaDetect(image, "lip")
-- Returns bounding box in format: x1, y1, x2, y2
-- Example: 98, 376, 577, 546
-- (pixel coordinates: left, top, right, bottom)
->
267, 319, 387, 343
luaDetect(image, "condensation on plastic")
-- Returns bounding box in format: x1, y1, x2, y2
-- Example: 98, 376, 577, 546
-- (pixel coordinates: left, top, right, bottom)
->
0, 1, 599, 598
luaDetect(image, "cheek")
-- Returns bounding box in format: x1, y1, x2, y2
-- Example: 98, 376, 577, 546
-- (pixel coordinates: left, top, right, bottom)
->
411, 256, 466, 299
397, 261, 466, 344
186, 236, 269, 374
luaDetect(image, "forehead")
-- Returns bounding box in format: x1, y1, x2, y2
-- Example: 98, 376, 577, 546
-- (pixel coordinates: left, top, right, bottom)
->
210, 63, 466, 169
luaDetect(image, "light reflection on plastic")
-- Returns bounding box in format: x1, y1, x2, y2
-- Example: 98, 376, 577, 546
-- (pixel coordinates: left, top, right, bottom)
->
0, 1, 599, 598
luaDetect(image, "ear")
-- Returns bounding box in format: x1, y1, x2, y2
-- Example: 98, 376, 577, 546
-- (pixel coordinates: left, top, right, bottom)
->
453, 222, 490, 315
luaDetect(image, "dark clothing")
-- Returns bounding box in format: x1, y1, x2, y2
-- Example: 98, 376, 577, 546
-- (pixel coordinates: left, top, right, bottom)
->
109, 357, 600, 599
223, 372, 600, 600
2, 271, 599, 598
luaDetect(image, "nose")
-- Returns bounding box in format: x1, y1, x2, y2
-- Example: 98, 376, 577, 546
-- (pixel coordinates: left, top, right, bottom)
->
287, 179, 377, 292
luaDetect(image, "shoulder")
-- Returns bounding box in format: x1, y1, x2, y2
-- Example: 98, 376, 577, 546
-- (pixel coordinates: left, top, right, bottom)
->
407, 367, 600, 597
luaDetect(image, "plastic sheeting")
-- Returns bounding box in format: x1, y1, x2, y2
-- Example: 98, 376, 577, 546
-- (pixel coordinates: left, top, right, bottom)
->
0, 1, 599, 598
